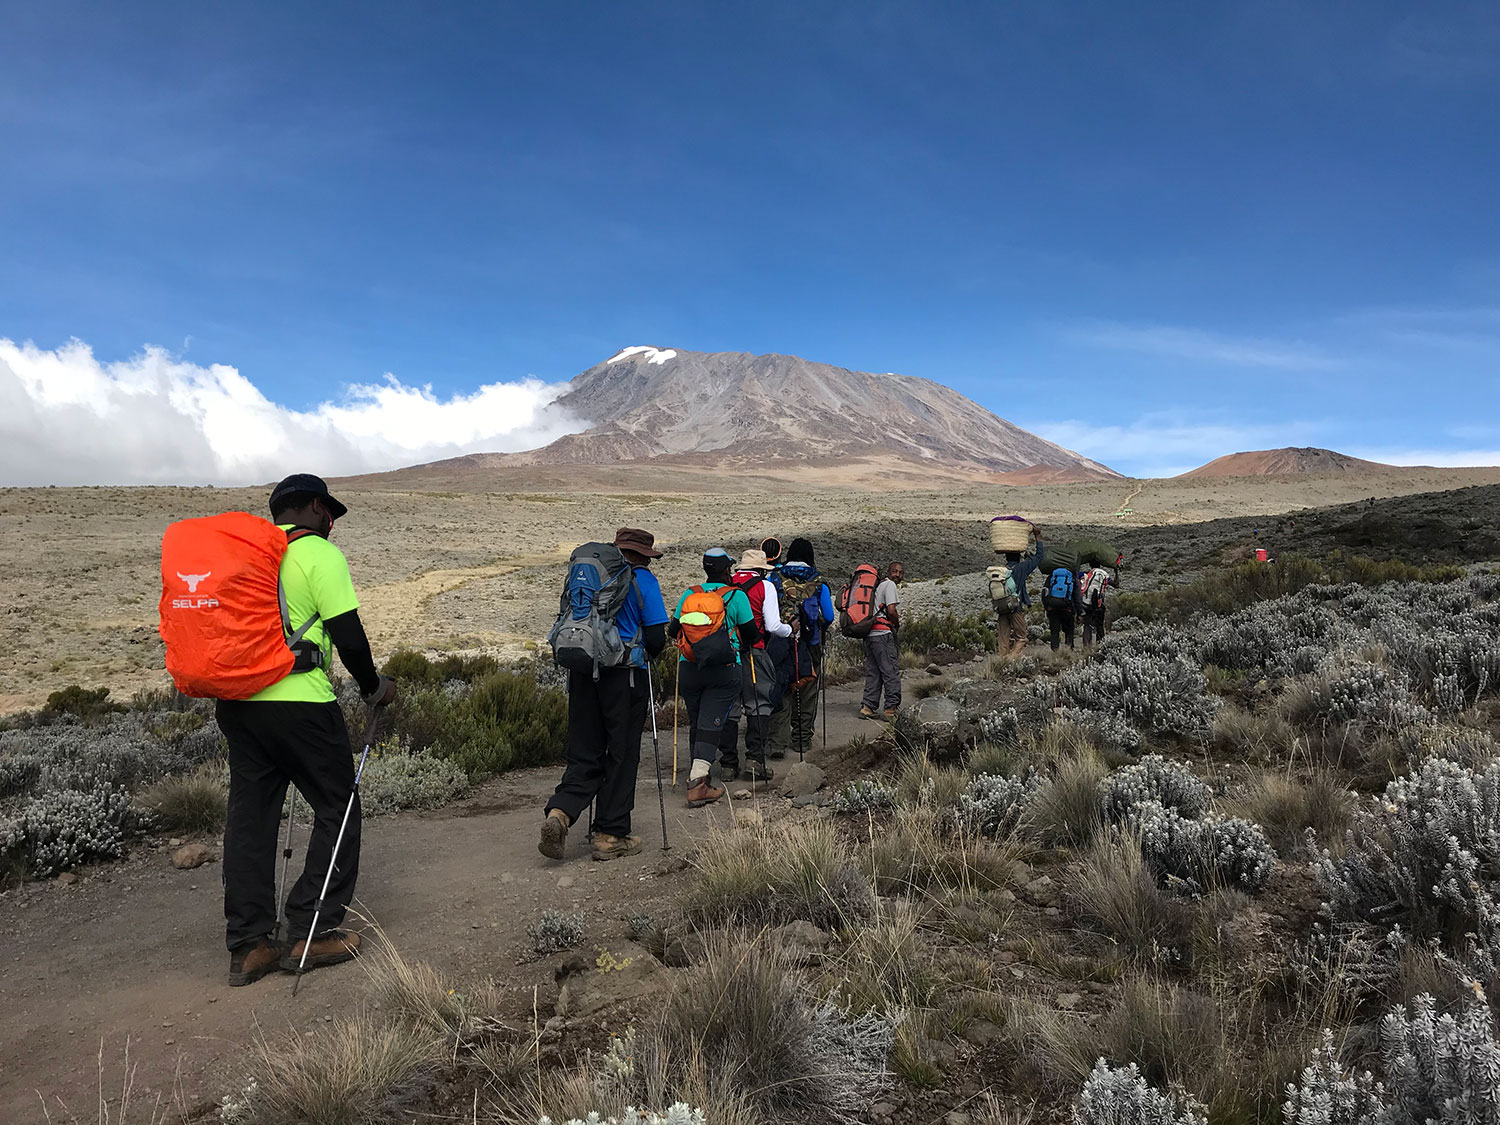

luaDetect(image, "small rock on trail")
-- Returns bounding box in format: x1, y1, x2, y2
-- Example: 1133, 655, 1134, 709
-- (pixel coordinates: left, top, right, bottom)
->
171, 844, 214, 870
780, 762, 826, 797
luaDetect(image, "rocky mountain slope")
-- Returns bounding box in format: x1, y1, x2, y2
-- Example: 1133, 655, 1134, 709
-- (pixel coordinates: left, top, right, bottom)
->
1179, 446, 1392, 478
425, 346, 1117, 478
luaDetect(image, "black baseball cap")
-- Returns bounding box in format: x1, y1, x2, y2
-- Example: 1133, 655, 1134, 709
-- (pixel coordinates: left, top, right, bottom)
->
269, 474, 348, 520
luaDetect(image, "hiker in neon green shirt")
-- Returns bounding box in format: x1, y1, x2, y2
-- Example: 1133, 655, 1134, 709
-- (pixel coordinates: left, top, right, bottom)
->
216, 474, 396, 988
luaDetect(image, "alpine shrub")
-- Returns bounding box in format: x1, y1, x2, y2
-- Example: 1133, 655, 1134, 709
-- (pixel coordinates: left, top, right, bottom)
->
357, 742, 469, 816
1072, 1059, 1207, 1125
529, 910, 585, 954
1052, 627, 1216, 749
1101, 756, 1212, 823
958, 771, 1043, 838
831, 779, 898, 815
1317, 757, 1500, 954
1283, 996, 1500, 1125
539, 1107, 706, 1125
0, 782, 141, 878
1124, 800, 1276, 893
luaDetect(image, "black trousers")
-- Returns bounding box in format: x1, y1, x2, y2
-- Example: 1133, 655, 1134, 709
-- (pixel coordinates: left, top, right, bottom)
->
1046, 605, 1076, 650
678, 661, 739, 764
216, 699, 358, 951
1083, 608, 1107, 646
546, 666, 647, 837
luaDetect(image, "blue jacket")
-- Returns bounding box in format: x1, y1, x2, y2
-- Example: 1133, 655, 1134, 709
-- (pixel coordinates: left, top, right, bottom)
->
1009, 546, 1045, 608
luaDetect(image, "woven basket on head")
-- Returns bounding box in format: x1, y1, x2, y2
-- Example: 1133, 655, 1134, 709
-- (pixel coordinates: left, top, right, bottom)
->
989, 516, 1036, 554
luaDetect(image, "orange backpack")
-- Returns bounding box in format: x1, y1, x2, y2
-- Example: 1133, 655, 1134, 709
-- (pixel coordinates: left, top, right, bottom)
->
836, 563, 881, 638
675, 585, 736, 666
157, 513, 321, 699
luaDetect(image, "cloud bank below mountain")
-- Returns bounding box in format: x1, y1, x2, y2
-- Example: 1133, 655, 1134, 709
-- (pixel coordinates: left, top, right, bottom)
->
0, 339, 585, 486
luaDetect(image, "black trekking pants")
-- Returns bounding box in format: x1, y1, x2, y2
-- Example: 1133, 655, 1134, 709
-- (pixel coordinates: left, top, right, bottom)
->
546, 666, 647, 837
1082, 608, 1107, 647
678, 661, 739, 765
1046, 606, 1076, 650
216, 699, 359, 952
720, 648, 776, 771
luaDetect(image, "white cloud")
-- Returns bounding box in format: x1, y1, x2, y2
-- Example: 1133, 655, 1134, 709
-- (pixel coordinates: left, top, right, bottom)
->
0, 338, 586, 486
1066, 321, 1343, 371
1344, 446, 1500, 468
1029, 413, 1324, 478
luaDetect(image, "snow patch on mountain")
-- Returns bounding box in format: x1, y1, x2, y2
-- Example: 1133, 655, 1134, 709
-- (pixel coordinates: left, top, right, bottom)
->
607, 346, 678, 366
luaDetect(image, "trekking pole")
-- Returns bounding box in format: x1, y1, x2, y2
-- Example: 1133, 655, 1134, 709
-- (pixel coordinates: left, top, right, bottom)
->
292, 705, 381, 997
276, 791, 298, 941
820, 647, 827, 752
672, 658, 680, 788
647, 665, 670, 852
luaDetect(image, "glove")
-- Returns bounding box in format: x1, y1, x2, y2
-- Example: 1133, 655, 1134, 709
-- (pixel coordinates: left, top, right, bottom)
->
363, 675, 397, 708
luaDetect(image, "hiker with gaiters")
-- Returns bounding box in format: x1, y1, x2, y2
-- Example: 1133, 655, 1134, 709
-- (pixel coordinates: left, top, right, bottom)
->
216, 475, 396, 987
540, 528, 669, 862
767, 538, 835, 760
670, 548, 761, 806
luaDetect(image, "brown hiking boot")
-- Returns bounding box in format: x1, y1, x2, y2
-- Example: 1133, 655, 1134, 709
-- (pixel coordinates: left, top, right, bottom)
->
859, 705, 878, 720
685, 779, 724, 808
883, 707, 899, 721
592, 833, 643, 862
539, 808, 570, 861
281, 929, 361, 973
228, 936, 285, 987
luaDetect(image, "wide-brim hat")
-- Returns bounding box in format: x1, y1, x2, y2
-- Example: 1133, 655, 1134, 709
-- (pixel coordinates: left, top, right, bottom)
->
736, 548, 772, 572
614, 526, 662, 558
269, 473, 348, 520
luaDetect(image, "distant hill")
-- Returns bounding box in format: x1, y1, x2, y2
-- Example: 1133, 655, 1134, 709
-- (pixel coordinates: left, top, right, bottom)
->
1179, 447, 1393, 479
389, 347, 1119, 480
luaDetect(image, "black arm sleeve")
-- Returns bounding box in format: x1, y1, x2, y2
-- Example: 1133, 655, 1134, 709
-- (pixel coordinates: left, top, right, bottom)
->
738, 619, 763, 649
642, 622, 667, 658
324, 609, 381, 696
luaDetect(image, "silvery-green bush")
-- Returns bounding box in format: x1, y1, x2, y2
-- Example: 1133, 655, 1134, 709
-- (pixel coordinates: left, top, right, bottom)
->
539, 1108, 706, 1125
1283, 996, 1500, 1125
1072, 1059, 1207, 1125
357, 743, 469, 816
0, 712, 221, 799
529, 910, 585, 954
1101, 755, 1211, 823
831, 779, 897, 815
1291, 663, 1430, 730
958, 771, 1043, 838
1124, 799, 1275, 893
1051, 628, 1216, 750
1316, 757, 1500, 954
0, 782, 142, 877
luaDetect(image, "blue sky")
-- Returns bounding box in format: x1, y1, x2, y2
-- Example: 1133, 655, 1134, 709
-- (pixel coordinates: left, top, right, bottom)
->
2, 1, 1498, 481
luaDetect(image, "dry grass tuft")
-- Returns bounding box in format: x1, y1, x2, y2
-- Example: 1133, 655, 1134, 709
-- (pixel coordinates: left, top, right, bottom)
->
1074, 830, 1196, 966
1023, 745, 1107, 846
680, 820, 874, 931
1226, 769, 1355, 858
137, 764, 227, 834
870, 807, 1019, 898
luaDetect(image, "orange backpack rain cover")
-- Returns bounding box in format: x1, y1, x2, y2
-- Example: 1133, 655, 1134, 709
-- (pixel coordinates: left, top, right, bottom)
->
158, 512, 295, 699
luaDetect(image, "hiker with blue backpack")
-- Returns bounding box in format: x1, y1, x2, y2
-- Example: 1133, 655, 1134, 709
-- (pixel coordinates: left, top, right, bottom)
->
768, 537, 835, 760
1041, 559, 1082, 651
541, 527, 669, 862
669, 548, 762, 807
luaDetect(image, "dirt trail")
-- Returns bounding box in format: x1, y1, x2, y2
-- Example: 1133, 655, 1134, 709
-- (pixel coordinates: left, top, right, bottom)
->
0, 683, 879, 1123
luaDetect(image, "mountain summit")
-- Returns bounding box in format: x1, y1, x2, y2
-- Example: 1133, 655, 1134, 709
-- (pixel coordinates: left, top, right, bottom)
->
499, 347, 1116, 478
1179, 447, 1392, 478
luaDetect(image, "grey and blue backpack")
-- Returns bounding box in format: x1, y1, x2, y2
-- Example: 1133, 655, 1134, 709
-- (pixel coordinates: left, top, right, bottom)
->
547, 543, 641, 678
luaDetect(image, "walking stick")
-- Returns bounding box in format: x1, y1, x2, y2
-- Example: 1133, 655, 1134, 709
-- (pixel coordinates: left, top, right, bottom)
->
820, 646, 827, 752
793, 634, 803, 763
276, 791, 298, 941
292, 705, 382, 997
672, 657, 680, 789
646, 664, 671, 852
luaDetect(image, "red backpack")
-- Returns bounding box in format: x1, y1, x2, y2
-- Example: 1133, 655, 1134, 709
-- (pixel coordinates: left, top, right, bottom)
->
836, 564, 881, 638
158, 513, 321, 699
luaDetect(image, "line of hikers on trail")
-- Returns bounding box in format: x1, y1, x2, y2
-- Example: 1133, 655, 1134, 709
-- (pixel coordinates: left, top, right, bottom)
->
156, 479, 1119, 986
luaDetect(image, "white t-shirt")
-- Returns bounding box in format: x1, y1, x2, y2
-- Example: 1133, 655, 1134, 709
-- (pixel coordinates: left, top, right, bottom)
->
870, 578, 900, 634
